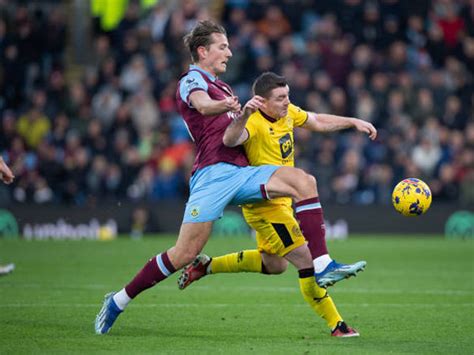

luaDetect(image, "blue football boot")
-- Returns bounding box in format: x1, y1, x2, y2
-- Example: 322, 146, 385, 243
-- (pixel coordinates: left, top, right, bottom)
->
95, 292, 123, 334
316, 260, 367, 288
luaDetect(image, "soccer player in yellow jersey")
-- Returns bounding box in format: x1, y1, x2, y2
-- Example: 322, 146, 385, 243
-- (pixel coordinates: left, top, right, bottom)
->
178, 72, 377, 337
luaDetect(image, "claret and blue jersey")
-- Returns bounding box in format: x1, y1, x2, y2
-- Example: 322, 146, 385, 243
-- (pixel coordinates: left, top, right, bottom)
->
176, 65, 278, 223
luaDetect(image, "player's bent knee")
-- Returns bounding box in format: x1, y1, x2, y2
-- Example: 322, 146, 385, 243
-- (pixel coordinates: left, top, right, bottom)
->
274, 264, 288, 274
265, 260, 288, 274
262, 255, 288, 274
303, 173, 317, 193
292, 169, 317, 199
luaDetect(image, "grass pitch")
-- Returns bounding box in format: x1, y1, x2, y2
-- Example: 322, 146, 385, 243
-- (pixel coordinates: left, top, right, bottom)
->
0, 235, 473, 354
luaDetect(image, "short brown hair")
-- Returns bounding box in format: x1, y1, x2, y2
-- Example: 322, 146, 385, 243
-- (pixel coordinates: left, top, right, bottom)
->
252, 72, 288, 98
183, 20, 227, 63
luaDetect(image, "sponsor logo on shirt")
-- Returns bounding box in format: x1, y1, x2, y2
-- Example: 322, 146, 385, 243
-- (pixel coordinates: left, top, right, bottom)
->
279, 133, 293, 159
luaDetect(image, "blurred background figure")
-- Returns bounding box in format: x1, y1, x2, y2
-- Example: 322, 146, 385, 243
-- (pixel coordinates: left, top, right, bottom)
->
0, 155, 14, 275
0, 262, 14, 276
0, 0, 471, 211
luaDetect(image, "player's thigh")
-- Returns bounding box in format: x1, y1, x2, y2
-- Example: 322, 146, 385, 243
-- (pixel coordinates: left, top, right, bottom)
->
230, 165, 280, 204
265, 166, 316, 200
245, 206, 306, 257
183, 163, 247, 223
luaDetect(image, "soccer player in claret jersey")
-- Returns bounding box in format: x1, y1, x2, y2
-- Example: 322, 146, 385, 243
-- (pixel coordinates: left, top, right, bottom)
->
95, 20, 358, 337
178, 72, 377, 290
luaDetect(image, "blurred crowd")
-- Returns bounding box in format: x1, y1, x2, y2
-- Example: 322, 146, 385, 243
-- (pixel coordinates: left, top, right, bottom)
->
0, 0, 473, 207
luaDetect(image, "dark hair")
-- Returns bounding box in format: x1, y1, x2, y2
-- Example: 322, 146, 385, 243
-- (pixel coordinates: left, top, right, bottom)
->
183, 20, 227, 63
252, 72, 288, 98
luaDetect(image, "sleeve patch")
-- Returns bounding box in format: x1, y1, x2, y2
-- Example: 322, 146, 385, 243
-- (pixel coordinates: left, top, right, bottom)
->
179, 72, 208, 106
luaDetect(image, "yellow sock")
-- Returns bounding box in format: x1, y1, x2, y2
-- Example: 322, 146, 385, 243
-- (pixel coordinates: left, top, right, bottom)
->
210, 250, 262, 274
299, 272, 343, 329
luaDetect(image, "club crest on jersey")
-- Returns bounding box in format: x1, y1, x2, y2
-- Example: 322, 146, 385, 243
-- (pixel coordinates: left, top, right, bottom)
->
190, 206, 200, 218
292, 225, 303, 237
269, 127, 274, 135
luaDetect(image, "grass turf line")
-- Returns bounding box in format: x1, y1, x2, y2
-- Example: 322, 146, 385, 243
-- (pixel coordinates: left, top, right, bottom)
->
0, 236, 473, 354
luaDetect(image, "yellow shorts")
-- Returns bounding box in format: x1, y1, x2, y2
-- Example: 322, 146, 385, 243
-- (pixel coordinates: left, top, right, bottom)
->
242, 204, 306, 257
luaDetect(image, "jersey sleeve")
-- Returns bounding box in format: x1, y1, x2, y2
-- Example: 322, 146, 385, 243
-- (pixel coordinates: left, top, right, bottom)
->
288, 103, 309, 127
179, 71, 208, 107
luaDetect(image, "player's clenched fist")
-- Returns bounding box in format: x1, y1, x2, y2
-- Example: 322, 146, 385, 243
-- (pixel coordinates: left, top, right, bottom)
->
224, 96, 241, 112
0, 157, 14, 184
242, 95, 264, 117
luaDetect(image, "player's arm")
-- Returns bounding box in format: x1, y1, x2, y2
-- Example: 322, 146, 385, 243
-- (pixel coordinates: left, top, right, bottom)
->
302, 112, 377, 140
189, 90, 241, 116
0, 156, 14, 184
223, 95, 264, 147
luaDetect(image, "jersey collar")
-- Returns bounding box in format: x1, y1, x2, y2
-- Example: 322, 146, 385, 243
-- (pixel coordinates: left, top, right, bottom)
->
258, 109, 278, 123
189, 65, 217, 82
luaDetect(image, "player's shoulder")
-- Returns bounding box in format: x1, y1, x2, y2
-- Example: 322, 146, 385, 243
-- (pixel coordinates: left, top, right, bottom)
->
288, 103, 305, 115
182, 69, 204, 81
180, 70, 207, 90
247, 109, 266, 127
248, 109, 262, 120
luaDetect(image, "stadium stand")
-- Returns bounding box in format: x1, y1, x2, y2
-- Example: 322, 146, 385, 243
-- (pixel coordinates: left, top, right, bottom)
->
0, 0, 472, 206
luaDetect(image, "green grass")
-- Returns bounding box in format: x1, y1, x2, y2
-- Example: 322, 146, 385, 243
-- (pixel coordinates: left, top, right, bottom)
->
0, 235, 473, 354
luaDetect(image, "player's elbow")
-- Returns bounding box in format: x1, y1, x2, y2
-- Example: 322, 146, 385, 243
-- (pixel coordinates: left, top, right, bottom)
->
308, 122, 325, 132
192, 99, 213, 116
222, 134, 238, 147
195, 104, 209, 116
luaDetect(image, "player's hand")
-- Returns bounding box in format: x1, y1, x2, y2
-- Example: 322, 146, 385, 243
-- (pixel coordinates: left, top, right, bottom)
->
242, 95, 264, 117
0, 158, 14, 184
224, 96, 241, 112
353, 119, 377, 140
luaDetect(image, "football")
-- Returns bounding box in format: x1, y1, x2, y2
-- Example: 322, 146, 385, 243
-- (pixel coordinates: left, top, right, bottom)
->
392, 178, 432, 216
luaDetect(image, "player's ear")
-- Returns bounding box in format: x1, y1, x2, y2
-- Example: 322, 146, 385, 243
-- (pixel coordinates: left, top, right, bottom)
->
197, 45, 207, 60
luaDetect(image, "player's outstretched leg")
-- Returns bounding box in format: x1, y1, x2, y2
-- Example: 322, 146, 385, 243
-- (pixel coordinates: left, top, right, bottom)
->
95, 292, 123, 334
178, 254, 211, 290
316, 260, 367, 288
299, 269, 360, 337
294, 197, 367, 287
286, 243, 359, 337
178, 249, 269, 290
94, 221, 211, 334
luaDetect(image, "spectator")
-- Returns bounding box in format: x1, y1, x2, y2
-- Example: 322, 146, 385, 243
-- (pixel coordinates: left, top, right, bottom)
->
411, 137, 442, 176
16, 108, 50, 149
0, 1, 471, 207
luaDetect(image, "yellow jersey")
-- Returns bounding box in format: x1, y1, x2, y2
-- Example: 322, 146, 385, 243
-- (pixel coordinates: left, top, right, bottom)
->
243, 103, 308, 212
